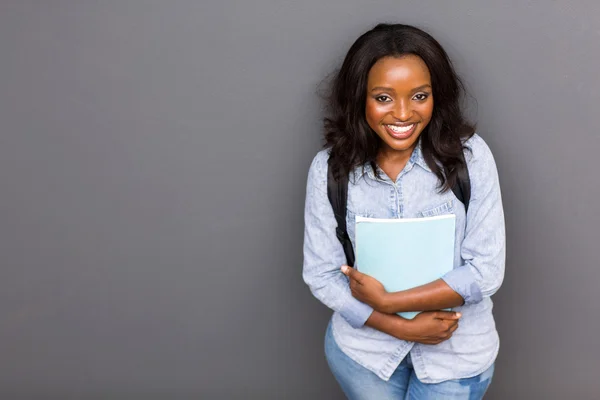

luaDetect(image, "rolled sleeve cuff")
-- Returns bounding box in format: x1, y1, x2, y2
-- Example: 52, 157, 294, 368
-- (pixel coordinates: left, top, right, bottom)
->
339, 297, 374, 328
442, 265, 483, 305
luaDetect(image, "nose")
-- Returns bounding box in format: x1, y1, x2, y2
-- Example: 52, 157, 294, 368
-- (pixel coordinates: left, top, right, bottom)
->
393, 99, 413, 121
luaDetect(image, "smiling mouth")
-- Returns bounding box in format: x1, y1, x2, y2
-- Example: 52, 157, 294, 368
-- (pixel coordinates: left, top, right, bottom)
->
384, 123, 417, 139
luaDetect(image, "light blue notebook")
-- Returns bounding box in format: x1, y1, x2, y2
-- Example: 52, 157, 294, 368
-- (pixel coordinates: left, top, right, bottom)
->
355, 214, 456, 319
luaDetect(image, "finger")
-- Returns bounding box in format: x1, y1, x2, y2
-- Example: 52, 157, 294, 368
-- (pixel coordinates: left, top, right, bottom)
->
439, 311, 461, 319
442, 319, 458, 331
445, 324, 458, 340
434, 311, 462, 320
349, 279, 357, 290
350, 279, 361, 293
448, 322, 459, 334
341, 265, 363, 283
449, 316, 460, 326
443, 319, 458, 331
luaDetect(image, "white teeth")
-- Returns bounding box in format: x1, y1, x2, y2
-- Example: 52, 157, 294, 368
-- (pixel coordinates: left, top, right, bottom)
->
387, 124, 414, 133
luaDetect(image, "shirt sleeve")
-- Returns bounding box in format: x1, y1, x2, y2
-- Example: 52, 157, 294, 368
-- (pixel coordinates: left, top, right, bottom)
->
441, 135, 506, 305
302, 151, 374, 328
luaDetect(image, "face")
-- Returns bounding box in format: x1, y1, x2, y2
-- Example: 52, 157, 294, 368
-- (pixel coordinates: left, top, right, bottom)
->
365, 55, 434, 160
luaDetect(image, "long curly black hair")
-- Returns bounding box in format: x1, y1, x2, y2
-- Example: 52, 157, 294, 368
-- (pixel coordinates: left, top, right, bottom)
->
324, 23, 475, 192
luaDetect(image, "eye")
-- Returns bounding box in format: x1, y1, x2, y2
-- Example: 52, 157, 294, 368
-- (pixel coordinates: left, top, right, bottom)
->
413, 93, 430, 101
375, 95, 392, 103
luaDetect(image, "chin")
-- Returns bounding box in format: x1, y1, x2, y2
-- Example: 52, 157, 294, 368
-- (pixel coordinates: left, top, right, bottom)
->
381, 133, 422, 153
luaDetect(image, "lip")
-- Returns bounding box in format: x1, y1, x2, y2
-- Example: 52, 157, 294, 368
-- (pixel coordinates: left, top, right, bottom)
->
383, 123, 417, 140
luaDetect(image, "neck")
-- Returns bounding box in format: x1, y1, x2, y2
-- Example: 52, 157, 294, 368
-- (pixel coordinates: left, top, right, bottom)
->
376, 147, 413, 167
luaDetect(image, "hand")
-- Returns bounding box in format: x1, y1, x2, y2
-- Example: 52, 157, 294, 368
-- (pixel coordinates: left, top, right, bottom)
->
341, 265, 388, 311
402, 311, 461, 345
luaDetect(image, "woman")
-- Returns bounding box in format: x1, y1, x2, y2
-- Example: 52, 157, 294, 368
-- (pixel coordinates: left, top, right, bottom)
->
303, 23, 505, 399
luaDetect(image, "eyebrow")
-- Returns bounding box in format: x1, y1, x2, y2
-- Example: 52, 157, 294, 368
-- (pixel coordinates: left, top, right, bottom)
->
370, 84, 432, 92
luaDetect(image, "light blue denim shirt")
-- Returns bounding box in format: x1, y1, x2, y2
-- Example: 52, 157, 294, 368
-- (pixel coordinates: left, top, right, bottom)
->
302, 134, 505, 383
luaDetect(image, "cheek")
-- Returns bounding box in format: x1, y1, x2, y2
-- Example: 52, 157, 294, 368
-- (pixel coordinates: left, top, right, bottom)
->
365, 101, 387, 125
417, 101, 434, 122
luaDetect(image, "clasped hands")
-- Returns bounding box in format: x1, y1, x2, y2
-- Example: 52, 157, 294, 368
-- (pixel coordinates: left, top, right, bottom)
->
341, 265, 461, 345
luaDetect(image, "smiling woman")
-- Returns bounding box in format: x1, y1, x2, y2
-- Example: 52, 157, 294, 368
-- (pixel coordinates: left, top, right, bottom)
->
303, 24, 505, 399
366, 55, 434, 181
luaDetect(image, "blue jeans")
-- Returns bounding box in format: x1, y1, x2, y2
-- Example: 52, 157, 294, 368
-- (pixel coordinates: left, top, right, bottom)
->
324, 322, 494, 399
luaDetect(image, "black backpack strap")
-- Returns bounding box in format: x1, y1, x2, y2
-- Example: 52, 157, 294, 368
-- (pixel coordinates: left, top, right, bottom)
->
327, 156, 356, 267
451, 150, 471, 213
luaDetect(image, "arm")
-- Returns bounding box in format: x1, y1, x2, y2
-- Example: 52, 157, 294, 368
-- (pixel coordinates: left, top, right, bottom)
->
342, 267, 463, 314
440, 136, 506, 306
366, 309, 462, 345
382, 279, 464, 313
343, 136, 506, 314
303, 152, 463, 343
302, 152, 373, 328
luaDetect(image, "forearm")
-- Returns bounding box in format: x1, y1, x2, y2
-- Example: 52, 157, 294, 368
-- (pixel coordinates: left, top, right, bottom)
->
365, 310, 412, 341
381, 279, 464, 314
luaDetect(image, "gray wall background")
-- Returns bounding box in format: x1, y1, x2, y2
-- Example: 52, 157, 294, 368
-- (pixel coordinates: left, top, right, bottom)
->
1, 1, 599, 399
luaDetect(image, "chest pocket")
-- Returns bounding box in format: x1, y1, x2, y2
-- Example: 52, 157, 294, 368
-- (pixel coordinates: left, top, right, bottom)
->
345, 207, 377, 245
418, 199, 455, 218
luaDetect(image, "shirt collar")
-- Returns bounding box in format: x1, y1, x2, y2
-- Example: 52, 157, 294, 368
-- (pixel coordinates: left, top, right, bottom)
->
411, 139, 432, 172
351, 138, 431, 182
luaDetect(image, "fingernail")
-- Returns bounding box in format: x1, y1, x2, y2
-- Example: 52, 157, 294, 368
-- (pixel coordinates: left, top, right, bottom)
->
341, 265, 348, 273
455, 312, 462, 318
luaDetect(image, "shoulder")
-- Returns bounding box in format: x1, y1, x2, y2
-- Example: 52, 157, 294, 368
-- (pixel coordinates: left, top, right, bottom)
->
462, 133, 501, 192
308, 148, 331, 177
311, 148, 331, 167
306, 148, 332, 187
463, 133, 497, 169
